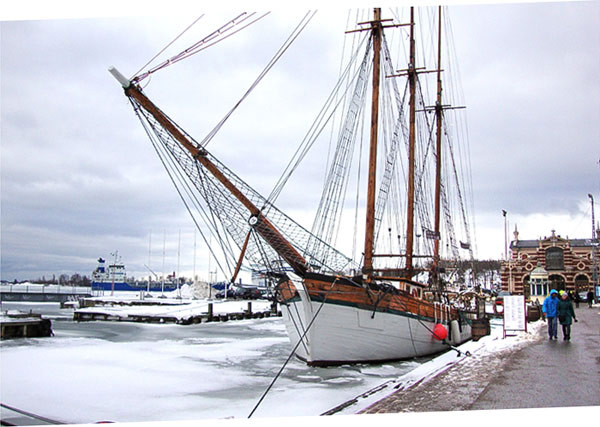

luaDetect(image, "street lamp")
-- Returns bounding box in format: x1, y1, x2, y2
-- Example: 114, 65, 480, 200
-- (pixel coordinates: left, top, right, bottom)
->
503, 210, 508, 260
588, 194, 595, 240
589, 194, 598, 299
109, 250, 118, 297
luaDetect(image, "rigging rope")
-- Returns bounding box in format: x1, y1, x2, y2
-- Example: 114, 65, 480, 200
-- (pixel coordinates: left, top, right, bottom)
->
131, 100, 236, 280
265, 33, 370, 208
131, 14, 205, 81
201, 10, 316, 149
133, 12, 269, 83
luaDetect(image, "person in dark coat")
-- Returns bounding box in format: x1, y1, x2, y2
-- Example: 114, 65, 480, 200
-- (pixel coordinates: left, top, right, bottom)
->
557, 291, 577, 341
574, 291, 581, 308
587, 289, 594, 308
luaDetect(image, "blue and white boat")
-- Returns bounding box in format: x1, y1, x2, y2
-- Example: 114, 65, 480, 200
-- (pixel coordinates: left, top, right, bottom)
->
91, 257, 177, 292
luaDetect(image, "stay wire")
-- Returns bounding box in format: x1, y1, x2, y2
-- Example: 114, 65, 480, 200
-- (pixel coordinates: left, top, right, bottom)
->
159, 135, 238, 272
201, 10, 315, 149
131, 99, 235, 280
151, 134, 235, 279
266, 33, 370, 208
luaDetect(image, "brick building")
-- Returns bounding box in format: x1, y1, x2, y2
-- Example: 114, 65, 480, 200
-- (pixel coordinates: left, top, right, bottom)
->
500, 228, 599, 302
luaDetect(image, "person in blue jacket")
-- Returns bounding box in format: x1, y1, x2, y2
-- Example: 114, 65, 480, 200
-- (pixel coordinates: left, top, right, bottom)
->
542, 289, 559, 340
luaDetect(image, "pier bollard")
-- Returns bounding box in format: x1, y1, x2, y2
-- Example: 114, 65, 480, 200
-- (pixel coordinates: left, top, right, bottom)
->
208, 303, 213, 321
247, 302, 252, 315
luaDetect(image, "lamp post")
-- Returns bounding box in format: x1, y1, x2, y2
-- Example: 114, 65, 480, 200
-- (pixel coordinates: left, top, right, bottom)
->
502, 210, 513, 293
589, 194, 595, 241
503, 210, 508, 260
589, 194, 598, 298
109, 250, 118, 297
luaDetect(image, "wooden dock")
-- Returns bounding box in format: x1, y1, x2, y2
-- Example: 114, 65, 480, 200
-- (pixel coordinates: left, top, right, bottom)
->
73, 301, 282, 325
1, 312, 54, 339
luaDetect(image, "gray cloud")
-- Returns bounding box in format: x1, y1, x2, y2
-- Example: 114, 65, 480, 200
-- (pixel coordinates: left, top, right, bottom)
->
1, 3, 599, 281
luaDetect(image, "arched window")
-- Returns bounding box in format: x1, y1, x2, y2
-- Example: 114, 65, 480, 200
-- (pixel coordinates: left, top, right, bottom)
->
575, 274, 589, 291
545, 247, 564, 270
549, 274, 565, 291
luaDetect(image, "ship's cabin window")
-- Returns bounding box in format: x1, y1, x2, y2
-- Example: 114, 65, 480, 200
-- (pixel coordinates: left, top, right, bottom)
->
408, 286, 421, 298
545, 247, 564, 270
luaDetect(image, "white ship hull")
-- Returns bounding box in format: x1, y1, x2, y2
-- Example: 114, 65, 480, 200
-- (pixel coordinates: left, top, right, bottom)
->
279, 279, 472, 366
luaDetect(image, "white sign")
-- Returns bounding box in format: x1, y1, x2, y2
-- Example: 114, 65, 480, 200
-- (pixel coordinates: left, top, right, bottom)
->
503, 295, 526, 337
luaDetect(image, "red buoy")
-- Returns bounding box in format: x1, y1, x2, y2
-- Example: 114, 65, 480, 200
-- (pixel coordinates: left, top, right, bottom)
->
432, 323, 447, 341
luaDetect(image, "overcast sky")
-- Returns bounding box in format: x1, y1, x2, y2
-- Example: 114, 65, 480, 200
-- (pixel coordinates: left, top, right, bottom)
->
1, 1, 599, 282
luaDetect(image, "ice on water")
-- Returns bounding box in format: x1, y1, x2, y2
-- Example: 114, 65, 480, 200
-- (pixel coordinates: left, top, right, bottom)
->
0, 301, 417, 423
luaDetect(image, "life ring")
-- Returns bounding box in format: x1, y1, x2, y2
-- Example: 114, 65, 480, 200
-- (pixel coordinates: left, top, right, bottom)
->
432, 323, 447, 341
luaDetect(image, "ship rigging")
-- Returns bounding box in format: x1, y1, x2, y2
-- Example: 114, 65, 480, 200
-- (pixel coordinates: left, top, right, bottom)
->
110, 7, 477, 366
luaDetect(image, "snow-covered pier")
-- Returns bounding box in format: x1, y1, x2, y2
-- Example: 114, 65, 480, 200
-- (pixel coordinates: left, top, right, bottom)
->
73, 295, 280, 325
1, 311, 53, 339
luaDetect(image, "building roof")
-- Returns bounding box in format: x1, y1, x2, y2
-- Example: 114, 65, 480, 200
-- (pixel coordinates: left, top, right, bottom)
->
511, 240, 538, 248
570, 238, 598, 247
511, 238, 597, 249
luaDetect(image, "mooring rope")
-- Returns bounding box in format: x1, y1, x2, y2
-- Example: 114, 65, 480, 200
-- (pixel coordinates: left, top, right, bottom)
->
248, 277, 339, 418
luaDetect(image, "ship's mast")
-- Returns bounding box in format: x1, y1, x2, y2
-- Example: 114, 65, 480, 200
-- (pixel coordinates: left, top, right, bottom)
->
405, 7, 417, 277
363, 8, 383, 283
432, 6, 443, 283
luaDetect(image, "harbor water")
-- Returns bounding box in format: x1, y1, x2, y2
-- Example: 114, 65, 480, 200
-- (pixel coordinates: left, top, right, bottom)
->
0, 301, 427, 423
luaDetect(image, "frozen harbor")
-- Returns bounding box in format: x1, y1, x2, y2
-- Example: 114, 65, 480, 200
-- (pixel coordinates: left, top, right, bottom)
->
0, 300, 426, 424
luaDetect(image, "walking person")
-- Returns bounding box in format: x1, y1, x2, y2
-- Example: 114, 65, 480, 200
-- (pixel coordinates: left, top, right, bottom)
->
587, 289, 594, 308
574, 291, 581, 308
542, 289, 559, 340
557, 291, 577, 341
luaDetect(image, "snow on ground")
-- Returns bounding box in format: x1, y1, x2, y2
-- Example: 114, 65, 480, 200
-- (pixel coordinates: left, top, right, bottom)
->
332, 318, 546, 414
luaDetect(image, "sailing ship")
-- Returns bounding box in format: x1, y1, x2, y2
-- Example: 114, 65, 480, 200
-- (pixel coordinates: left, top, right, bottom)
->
109, 7, 477, 365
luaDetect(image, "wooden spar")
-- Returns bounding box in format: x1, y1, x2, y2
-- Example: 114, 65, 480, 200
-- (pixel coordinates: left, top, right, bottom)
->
405, 7, 416, 276
123, 84, 307, 277
230, 230, 252, 284
432, 6, 443, 278
363, 8, 382, 282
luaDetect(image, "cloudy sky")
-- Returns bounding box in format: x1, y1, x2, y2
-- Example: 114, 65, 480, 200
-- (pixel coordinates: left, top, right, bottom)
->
1, 0, 599, 282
